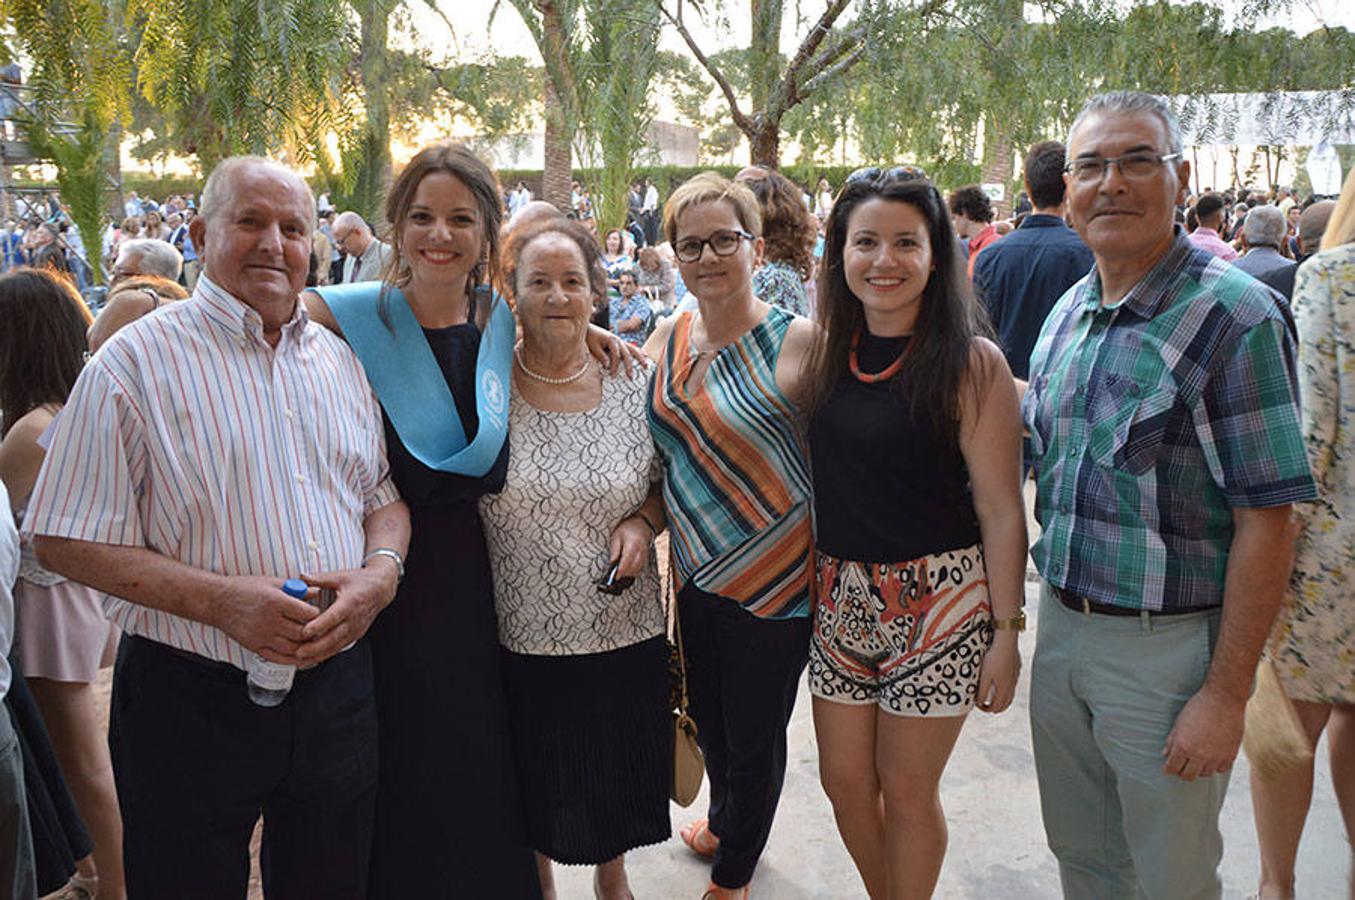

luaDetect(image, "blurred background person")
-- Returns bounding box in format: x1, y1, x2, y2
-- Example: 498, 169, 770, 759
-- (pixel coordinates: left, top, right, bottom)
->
735, 167, 816, 318
0, 268, 124, 900
87, 238, 188, 353
1252, 166, 1355, 900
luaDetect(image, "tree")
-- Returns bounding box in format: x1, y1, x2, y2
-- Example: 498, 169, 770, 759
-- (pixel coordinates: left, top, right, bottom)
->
127, 0, 353, 172
500, 0, 663, 228
658, 0, 869, 167
1, 0, 131, 283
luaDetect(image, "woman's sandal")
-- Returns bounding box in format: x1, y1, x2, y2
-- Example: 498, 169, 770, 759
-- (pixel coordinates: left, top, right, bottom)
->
679, 818, 720, 859
700, 883, 749, 900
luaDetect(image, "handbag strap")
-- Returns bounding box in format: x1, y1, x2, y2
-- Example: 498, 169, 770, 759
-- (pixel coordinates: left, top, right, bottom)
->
665, 547, 692, 714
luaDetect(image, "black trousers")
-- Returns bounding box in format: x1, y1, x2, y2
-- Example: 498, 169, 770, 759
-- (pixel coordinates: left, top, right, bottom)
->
110, 636, 378, 900
678, 584, 811, 889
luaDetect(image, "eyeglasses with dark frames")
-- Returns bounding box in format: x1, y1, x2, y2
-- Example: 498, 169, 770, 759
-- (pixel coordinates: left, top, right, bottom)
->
1064, 152, 1183, 183
673, 229, 755, 263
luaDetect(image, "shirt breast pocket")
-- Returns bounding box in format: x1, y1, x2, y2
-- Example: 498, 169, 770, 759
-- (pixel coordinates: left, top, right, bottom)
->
1087, 378, 1177, 476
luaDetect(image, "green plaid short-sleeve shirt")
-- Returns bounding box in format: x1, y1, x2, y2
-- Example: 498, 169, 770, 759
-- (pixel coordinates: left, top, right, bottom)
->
1022, 231, 1316, 612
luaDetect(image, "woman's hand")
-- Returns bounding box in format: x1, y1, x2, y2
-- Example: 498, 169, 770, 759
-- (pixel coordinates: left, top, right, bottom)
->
975, 630, 1021, 714
586, 322, 647, 376
607, 516, 654, 579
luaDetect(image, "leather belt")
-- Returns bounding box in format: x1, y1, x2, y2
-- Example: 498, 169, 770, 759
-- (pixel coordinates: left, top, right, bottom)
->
1053, 586, 1212, 618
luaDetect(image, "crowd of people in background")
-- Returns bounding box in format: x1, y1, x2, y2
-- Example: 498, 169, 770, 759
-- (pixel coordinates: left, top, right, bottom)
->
2, 88, 1354, 900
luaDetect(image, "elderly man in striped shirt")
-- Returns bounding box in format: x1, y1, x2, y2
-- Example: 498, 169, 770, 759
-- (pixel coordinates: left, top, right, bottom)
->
25, 156, 410, 900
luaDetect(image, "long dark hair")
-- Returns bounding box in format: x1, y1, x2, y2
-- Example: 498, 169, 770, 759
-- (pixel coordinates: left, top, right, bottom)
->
0, 268, 91, 436
804, 174, 991, 448
383, 142, 503, 326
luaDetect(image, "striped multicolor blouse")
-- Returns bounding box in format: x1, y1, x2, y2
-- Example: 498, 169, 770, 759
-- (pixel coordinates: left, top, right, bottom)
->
648, 307, 813, 619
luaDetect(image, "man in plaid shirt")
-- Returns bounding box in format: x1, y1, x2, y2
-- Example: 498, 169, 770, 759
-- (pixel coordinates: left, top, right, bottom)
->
1022, 92, 1316, 899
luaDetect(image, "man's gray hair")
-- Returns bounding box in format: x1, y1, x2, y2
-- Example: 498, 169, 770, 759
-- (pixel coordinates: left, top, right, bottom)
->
199, 155, 316, 226
1243, 205, 1286, 250
1067, 91, 1184, 155
332, 211, 370, 235
116, 238, 183, 280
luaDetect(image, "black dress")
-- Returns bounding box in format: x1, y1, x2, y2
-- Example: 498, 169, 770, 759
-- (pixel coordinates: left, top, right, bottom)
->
365, 319, 541, 899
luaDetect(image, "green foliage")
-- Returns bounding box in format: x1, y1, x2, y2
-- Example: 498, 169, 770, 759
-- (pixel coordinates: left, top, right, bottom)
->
1, 0, 130, 283
582, 0, 663, 230
126, 0, 353, 169
501, 0, 664, 230
497, 160, 985, 201
776, 0, 1353, 178
0, 0, 131, 127
25, 111, 111, 283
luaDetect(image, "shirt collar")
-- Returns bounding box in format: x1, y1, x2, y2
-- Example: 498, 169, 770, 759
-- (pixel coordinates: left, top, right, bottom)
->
1082, 226, 1195, 319
1019, 214, 1069, 229
193, 273, 310, 345
1193, 227, 1222, 240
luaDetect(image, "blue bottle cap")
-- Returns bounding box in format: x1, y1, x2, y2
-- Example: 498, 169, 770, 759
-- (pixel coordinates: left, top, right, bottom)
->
281, 578, 309, 599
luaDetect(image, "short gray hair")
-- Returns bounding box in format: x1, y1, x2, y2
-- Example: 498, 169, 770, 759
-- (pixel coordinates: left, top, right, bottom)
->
199, 155, 316, 226
332, 211, 370, 235
116, 238, 183, 280
1067, 91, 1184, 155
1243, 205, 1286, 250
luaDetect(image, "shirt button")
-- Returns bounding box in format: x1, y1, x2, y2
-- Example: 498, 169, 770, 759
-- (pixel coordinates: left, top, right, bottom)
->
1129, 384, 1140, 397
295, 473, 307, 484
1059, 502, 1071, 514
284, 408, 294, 419
308, 540, 320, 552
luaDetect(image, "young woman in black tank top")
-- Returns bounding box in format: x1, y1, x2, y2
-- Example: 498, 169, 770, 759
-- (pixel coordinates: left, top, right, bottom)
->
801, 171, 1028, 899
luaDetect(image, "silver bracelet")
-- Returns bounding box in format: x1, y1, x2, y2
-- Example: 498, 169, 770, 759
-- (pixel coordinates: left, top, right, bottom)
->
363, 547, 405, 582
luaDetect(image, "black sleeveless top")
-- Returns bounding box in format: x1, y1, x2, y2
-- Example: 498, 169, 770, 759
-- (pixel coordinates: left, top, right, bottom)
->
808, 331, 979, 563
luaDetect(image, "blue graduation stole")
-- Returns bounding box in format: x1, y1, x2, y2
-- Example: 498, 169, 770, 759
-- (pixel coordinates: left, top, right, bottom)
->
313, 282, 512, 477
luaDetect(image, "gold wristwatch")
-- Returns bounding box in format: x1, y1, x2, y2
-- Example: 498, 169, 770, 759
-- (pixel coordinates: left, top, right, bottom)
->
992, 611, 1026, 632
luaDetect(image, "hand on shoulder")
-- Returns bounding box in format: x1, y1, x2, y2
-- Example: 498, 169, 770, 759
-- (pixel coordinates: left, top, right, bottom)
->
642, 313, 679, 362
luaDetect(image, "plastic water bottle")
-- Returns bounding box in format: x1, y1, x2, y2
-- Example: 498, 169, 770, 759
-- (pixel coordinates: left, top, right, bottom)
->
246, 578, 308, 707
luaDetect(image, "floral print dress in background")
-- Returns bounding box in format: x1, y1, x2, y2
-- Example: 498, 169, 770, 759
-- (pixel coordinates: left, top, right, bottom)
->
1270, 242, 1355, 704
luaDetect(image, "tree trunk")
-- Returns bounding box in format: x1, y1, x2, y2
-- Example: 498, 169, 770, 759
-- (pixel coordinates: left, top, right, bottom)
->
980, 117, 1014, 218
749, 0, 782, 114
357, 0, 393, 222
106, 119, 124, 224
541, 80, 572, 211
748, 119, 780, 169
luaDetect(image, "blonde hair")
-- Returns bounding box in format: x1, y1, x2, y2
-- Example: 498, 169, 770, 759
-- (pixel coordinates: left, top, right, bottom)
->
1321, 165, 1355, 251
662, 171, 762, 245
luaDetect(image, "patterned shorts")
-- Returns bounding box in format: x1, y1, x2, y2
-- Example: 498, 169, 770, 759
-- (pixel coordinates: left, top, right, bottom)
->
808, 545, 993, 717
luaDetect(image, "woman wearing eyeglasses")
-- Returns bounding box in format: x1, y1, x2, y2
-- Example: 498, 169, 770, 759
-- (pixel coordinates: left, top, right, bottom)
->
801, 168, 1026, 899
643, 172, 820, 900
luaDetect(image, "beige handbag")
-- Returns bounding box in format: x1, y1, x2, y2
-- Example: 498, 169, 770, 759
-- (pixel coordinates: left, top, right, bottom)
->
1243, 657, 1314, 782
666, 559, 705, 807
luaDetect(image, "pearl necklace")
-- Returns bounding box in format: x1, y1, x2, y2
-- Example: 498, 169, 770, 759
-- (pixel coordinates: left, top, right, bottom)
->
514, 344, 592, 385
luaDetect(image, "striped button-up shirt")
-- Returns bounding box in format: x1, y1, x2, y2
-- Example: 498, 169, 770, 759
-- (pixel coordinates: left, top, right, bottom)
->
1022, 231, 1315, 612
24, 275, 399, 667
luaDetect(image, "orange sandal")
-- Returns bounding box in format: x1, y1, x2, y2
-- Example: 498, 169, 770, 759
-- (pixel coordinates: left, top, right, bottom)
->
701, 883, 749, 900
680, 818, 720, 859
